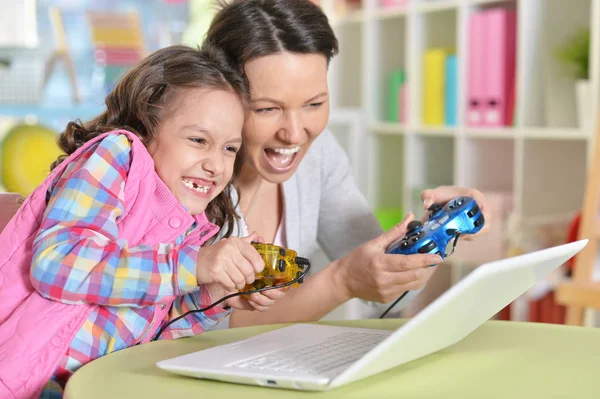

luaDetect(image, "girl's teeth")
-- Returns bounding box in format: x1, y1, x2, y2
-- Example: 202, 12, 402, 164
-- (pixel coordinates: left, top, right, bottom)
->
182, 179, 210, 193
273, 147, 300, 155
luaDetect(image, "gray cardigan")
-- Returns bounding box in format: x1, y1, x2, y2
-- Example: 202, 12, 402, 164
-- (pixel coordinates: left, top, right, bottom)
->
214, 130, 416, 327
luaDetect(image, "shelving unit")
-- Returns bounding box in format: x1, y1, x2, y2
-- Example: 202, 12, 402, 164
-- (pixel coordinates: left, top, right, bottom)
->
323, 0, 600, 263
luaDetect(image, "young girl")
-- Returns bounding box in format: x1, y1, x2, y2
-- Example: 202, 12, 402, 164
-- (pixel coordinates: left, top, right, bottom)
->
0, 45, 277, 399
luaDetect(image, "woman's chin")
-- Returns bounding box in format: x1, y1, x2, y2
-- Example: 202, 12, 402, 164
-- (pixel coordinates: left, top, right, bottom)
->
258, 163, 298, 184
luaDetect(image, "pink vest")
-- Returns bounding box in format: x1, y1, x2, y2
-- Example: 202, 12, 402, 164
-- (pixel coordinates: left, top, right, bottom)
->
0, 130, 219, 399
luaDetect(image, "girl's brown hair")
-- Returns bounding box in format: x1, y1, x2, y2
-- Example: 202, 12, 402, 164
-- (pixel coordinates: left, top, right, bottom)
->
52, 44, 248, 239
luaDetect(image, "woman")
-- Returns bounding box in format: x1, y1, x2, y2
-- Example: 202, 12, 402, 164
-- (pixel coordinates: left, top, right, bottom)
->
203, 0, 490, 327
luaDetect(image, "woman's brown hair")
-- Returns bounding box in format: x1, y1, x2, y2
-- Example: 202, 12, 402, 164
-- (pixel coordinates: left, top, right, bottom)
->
204, 0, 339, 75
51, 44, 248, 239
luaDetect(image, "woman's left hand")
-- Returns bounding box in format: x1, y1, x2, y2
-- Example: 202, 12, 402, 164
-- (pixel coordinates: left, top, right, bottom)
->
207, 285, 288, 312
242, 288, 288, 312
420, 186, 490, 241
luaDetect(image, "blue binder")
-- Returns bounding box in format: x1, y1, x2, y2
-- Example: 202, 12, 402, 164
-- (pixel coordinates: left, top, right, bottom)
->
445, 55, 458, 126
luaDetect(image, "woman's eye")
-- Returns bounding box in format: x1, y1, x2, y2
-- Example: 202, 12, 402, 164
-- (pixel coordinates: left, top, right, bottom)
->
225, 146, 239, 153
256, 107, 278, 114
308, 102, 324, 109
189, 137, 206, 144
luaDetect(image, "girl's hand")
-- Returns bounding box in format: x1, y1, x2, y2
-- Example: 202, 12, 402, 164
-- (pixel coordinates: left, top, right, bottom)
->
196, 232, 265, 290
199, 232, 288, 311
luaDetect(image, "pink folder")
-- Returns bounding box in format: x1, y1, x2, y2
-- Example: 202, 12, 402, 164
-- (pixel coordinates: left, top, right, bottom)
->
380, 0, 408, 7
95, 47, 142, 66
399, 84, 407, 123
466, 11, 486, 127
482, 8, 517, 127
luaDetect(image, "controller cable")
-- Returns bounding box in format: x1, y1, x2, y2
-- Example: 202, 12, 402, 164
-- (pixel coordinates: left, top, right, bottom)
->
152, 258, 311, 341
379, 232, 461, 319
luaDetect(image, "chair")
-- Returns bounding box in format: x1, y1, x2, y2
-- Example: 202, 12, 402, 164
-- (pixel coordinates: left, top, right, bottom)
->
44, 6, 80, 103
555, 112, 600, 326
0, 193, 24, 232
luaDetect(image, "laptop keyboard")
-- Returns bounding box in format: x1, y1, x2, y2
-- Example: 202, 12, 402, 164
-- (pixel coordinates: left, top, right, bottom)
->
226, 331, 390, 375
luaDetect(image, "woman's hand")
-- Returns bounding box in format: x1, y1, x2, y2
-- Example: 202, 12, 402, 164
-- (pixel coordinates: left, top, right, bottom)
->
421, 185, 491, 240
334, 213, 443, 304
206, 285, 288, 311
227, 287, 289, 312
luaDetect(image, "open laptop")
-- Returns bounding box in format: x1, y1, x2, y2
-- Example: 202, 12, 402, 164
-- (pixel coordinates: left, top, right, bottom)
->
157, 240, 587, 391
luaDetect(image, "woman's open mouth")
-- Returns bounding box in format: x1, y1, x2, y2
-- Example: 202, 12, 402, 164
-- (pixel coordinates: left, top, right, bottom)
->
264, 146, 301, 172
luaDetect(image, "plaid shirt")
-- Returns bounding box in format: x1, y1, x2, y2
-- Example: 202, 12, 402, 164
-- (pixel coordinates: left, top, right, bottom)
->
32, 135, 228, 398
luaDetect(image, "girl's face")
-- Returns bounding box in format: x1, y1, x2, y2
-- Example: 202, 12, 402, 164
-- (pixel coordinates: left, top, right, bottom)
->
150, 87, 244, 215
242, 52, 330, 183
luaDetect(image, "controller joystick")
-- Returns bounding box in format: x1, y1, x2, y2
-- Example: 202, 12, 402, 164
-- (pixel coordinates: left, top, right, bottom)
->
428, 203, 444, 219
407, 220, 422, 232
386, 196, 485, 262
242, 242, 310, 295
428, 203, 443, 212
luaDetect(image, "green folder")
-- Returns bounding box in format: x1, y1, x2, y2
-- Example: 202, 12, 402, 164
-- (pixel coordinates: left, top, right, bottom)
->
387, 69, 405, 122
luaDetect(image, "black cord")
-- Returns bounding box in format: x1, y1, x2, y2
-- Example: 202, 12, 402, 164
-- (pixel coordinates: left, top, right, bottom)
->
152, 261, 311, 341
379, 291, 409, 319
447, 232, 461, 257
379, 231, 461, 319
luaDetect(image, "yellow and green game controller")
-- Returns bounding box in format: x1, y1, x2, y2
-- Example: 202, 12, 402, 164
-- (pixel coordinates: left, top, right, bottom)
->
243, 242, 311, 294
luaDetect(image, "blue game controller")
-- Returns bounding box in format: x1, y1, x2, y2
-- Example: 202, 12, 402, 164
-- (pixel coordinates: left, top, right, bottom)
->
386, 196, 485, 260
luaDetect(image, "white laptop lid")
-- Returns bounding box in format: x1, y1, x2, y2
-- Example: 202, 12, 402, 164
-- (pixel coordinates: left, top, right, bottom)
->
331, 239, 588, 387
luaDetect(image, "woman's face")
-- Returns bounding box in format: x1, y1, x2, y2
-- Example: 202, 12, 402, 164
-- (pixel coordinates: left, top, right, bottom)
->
242, 52, 330, 183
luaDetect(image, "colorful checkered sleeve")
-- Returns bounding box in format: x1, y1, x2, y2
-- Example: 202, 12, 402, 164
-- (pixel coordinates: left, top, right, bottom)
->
158, 287, 231, 340
30, 134, 200, 307
39, 377, 64, 399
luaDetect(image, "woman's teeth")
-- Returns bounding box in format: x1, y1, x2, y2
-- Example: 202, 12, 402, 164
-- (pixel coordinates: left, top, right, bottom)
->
182, 178, 210, 193
272, 146, 300, 155
265, 146, 301, 170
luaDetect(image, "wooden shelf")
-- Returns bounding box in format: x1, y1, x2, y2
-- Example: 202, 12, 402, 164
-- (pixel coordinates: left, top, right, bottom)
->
371, 6, 409, 20
370, 124, 589, 140
413, 125, 458, 136
520, 127, 589, 140
415, 0, 458, 14
466, 0, 516, 6
330, 9, 364, 27
370, 122, 406, 135
463, 127, 519, 138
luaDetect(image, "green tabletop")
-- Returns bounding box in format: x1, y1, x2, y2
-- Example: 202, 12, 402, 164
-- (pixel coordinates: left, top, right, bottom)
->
64, 319, 600, 398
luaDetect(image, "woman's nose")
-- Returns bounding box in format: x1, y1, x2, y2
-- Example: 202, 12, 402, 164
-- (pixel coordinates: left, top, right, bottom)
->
278, 111, 305, 144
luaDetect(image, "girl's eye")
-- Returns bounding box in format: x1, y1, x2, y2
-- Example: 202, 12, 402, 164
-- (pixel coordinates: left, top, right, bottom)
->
308, 102, 324, 109
189, 137, 206, 144
256, 107, 278, 114
225, 146, 239, 153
